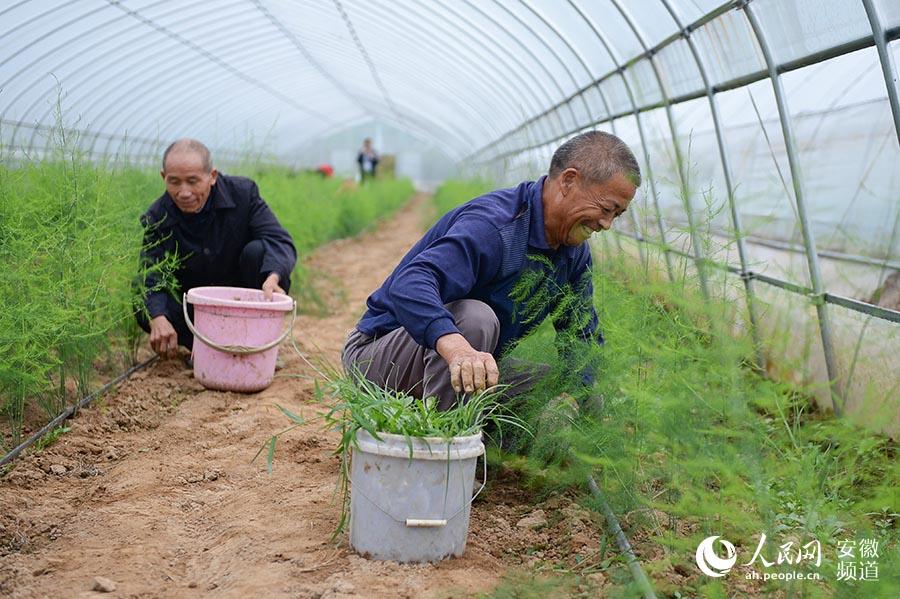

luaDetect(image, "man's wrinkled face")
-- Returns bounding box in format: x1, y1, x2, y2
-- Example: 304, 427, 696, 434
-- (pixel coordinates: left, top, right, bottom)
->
161, 151, 217, 214
561, 171, 636, 246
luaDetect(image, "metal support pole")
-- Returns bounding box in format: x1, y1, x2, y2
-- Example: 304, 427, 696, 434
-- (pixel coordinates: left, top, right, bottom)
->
468, 3, 900, 165
518, 0, 648, 267
517, 0, 611, 128
84, 2, 336, 149
609, 0, 711, 299
488, 0, 591, 137
392, 0, 558, 138
465, 0, 737, 164
743, 3, 843, 414
338, 0, 529, 144
117, 56, 485, 160
565, 0, 674, 280
8, 7, 163, 151
461, 0, 580, 146
861, 0, 900, 146
506, 0, 596, 131
659, 0, 765, 369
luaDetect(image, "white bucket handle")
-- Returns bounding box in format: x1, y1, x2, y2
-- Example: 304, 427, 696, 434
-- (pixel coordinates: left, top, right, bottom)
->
355, 453, 488, 528
182, 292, 297, 356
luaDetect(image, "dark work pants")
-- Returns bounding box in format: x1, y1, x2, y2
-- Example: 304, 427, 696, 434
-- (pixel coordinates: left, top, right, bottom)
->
341, 299, 547, 410
135, 240, 290, 350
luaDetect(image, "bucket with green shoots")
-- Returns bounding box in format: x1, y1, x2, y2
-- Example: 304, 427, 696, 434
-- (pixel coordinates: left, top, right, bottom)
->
326, 375, 528, 563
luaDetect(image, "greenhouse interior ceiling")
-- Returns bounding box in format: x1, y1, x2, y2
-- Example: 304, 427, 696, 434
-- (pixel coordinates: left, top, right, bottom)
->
2, 0, 899, 430
3, 1, 897, 165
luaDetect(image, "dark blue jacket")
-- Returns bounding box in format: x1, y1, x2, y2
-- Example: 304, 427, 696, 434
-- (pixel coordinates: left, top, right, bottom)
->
357, 177, 602, 361
138, 174, 296, 318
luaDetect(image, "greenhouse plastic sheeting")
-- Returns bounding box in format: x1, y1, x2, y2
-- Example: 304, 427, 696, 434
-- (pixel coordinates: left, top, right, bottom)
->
1, 0, 899, 428
1, 1, 898, 286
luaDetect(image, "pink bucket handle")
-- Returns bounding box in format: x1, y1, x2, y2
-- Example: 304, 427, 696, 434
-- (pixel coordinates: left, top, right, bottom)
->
183, 293, 297, 355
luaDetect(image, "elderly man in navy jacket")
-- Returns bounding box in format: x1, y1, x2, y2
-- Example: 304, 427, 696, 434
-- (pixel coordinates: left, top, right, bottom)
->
342, 131, 640, 409
136, 139, 297, 358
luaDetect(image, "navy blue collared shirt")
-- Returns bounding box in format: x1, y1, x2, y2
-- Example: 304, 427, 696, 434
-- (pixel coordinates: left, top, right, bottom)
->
357, 177, 602, 363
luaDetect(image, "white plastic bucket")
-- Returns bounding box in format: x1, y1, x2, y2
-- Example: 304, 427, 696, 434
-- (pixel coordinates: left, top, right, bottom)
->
349, 429, 485, 563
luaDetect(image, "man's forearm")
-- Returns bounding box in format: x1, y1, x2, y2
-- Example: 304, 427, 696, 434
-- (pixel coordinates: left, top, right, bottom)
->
435, 333, 471, 363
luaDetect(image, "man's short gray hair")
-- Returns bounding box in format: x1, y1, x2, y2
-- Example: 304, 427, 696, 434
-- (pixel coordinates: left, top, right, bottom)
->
162, 138, 212, 172
548, 131, 641, 187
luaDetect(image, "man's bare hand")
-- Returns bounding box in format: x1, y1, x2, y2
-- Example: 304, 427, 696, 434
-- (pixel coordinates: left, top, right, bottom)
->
436, 333, 500, 394
149, 315, 178, 358
262, 272, 285, 301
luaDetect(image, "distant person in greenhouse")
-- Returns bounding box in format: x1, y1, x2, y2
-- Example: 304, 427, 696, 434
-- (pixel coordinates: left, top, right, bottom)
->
135, 138, 297, 359
357, 137, 379, 182
342, 131, 640, 410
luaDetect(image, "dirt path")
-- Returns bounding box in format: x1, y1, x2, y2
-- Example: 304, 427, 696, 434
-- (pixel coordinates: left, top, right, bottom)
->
0, 194, 606, 598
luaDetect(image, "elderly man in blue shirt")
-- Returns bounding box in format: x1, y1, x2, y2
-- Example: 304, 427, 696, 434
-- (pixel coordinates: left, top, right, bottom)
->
342, 131, 640, 410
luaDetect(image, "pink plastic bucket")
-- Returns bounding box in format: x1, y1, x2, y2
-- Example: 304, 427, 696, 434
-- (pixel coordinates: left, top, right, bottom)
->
184, 286, 295, 392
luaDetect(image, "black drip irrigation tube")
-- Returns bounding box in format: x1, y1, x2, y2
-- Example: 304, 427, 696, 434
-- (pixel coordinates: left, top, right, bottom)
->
0, 355, 159, 468
587, 474, 658, 599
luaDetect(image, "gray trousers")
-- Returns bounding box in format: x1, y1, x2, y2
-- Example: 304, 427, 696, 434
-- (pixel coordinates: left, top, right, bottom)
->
341, 300, 546, 410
